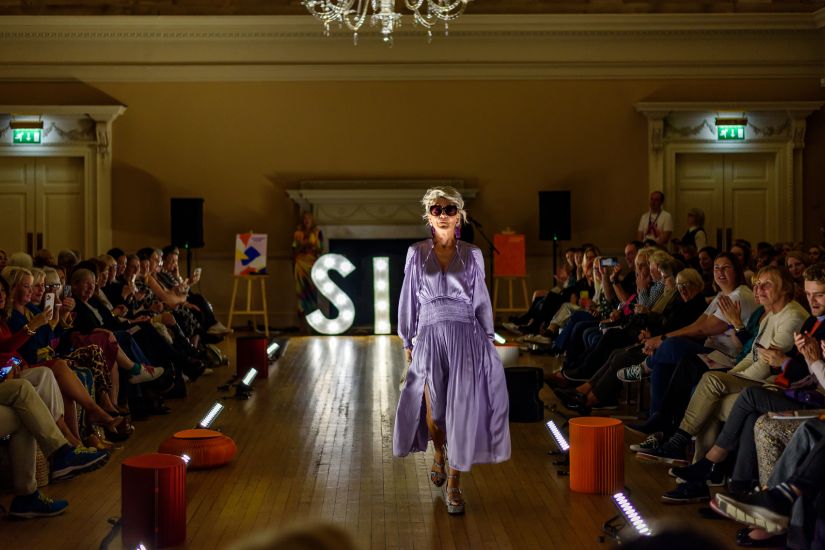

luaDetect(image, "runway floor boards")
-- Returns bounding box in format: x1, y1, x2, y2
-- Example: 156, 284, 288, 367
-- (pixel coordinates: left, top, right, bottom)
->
0, 335, 741, 549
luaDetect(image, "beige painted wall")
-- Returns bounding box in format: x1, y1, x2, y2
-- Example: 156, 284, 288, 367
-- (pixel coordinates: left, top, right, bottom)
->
87, 78, 825, 325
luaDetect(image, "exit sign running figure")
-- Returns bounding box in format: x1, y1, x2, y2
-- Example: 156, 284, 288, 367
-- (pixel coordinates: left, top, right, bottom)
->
717, 126, 745, 141
12, 129, 41, 144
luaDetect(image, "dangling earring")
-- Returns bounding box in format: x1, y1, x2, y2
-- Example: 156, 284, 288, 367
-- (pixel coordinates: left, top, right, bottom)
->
455, 223, 461, 240
430, 224, 436, 238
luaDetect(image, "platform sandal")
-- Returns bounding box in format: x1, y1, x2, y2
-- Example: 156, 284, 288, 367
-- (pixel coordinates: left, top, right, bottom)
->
430, 445, 447, 487
446, 474, 465, 515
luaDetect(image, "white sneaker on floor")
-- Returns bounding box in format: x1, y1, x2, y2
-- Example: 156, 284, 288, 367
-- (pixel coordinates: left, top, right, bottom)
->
502, 322, 523, 334
525, 334, 552, 345
128, 365, 164, 384
207, 322, 232, 335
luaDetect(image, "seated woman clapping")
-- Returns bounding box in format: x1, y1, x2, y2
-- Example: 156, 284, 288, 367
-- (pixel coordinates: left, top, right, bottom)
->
636, 266, 808, 477
555, 267, 707, 414
619, 253, 758, 417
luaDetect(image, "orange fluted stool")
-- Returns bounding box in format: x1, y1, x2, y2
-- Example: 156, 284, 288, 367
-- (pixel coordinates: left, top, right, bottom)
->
158, 429, 237, 470
122, 453, 186, 549
568, 417, 624, 494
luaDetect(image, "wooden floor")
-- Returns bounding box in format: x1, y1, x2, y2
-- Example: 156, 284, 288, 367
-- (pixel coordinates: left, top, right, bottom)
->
0, 336, 741, 549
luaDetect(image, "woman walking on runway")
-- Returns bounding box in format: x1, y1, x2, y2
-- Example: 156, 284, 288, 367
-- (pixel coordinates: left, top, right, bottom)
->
393, 186, 511, 515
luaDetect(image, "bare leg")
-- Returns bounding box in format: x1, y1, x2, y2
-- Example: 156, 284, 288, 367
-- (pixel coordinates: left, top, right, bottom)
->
576, 382, 592, 394
56, 415, 82, 447
110, 364, 119, 407
47, 360, 117, 425
423, 383, 446, 472
64, 400, 80, 442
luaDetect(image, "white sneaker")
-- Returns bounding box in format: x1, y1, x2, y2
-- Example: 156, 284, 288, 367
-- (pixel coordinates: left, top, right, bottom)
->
525, 334, 552, 345
502, 322, 523, 334
207, 322, 232, 335
128, 365, 164, 384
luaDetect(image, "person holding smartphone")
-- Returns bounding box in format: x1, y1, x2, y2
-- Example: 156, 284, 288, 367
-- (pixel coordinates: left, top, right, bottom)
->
3, 267, 130, 445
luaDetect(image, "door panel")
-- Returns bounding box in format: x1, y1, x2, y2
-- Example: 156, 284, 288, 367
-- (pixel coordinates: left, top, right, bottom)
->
674, 153, 724, 248
0, 155, 85, 256
724, 153, 774, 246
728, 189, 770, 247
37, 157, 84, 253
0, 157, 36, 254
675, 153, 776, 250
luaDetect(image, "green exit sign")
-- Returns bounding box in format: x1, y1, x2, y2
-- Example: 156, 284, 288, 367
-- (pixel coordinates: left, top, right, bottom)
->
718, 126, 745, 141
12, 129, 42, 144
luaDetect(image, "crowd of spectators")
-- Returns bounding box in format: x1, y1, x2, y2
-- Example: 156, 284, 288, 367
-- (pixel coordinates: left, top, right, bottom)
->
0, 245, 229, 519
502, 192, 825, 548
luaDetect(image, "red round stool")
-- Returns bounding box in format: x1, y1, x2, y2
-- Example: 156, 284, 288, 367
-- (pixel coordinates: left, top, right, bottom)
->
121, 453, 186, 548
568, 417, 624, 494
158, 429, 237, 470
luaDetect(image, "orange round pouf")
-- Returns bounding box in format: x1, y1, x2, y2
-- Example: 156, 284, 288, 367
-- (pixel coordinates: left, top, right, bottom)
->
568, 417, 624, 494
158, 429, 237, 470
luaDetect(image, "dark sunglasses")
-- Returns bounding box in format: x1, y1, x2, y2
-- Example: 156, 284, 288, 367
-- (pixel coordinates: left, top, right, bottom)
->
429, 204, 458, 217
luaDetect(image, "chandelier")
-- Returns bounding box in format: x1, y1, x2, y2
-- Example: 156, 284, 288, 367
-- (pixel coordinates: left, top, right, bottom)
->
302, 0, 470, 44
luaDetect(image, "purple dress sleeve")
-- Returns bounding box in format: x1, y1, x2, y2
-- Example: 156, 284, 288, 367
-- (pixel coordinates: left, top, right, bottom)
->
397, 245, 420, 349
470, 247, 495, 341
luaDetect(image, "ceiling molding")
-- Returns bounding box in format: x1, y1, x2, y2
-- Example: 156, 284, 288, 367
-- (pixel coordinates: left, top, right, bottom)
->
0, 14, 823, 82
815, 7, 825, 28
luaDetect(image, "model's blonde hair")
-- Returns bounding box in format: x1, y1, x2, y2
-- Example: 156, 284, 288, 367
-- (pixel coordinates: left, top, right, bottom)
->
421, 186, 468, 226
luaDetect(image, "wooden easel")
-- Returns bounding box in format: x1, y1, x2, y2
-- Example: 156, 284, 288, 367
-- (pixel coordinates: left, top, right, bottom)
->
227, 275, 270, 338
492, 276, 530, 320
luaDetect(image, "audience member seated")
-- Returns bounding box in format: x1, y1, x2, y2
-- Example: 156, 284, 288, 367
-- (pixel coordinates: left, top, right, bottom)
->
32, 248, 56, 268
731, 242, 755, 284
617, 252, 758, 417
786, 250, 811, 311
697, 246, 719, 297
2, 267, 128, 447
555, 267, 706, 414
159, 245, 229, 335
560, 253, 680, 383
809, 244, 824, 264
512, 246, 600, 338
636, 267, 808, 483
666, 269, 825, 507
714, 409, 825, 548
0, 377, 109, 518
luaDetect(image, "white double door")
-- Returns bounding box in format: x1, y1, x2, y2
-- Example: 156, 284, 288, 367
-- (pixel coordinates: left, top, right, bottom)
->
673, 152, 777, 250
0, 156, 85, 257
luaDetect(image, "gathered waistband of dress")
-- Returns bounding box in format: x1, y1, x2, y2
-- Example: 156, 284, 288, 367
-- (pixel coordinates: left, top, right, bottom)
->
418, 299, 475, 327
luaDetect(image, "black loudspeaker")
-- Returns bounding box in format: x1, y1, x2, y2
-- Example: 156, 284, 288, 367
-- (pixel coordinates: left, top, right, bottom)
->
538, 191, 571, 241
170, 198, 205, 249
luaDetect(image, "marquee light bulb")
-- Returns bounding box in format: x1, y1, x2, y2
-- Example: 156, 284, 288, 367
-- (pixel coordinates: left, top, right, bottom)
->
307, 254, 357, 335
373, 257, 391, 334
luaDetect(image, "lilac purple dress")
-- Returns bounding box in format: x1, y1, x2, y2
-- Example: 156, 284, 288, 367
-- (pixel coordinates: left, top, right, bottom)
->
392, 239, 511, 472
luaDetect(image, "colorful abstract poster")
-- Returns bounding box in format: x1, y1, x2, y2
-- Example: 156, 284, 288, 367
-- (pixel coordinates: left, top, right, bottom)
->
234, 233, 268, 275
